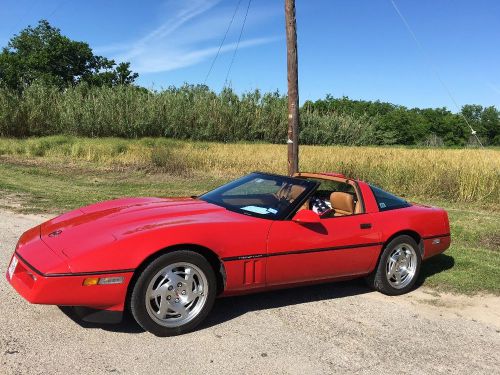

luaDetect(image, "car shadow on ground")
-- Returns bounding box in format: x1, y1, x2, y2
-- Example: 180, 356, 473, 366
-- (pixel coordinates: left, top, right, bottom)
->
201, 279, 370, 330
203, 254, 454, 329
58, 279, 371, 335
415, 253, 455, 288
58, 306, 146, 334
58, 253, 455, 334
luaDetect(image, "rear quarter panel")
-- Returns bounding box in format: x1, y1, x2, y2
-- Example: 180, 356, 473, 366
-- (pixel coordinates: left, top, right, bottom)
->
358, 181, 450, 259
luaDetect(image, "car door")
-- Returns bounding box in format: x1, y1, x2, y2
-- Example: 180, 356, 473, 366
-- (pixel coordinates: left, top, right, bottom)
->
265, 213, 382, 286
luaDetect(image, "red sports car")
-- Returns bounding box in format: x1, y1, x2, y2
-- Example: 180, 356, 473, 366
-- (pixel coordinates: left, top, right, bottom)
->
6, 172, 450, 336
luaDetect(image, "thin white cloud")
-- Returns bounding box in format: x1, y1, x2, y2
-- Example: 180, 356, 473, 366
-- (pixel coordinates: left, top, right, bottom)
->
133, 36, 280, 74
97, 0, 279, 74
487, 82, 500, 95
123, 0, 220, 61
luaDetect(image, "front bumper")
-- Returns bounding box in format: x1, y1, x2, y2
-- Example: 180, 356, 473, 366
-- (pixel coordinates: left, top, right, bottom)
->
6, 252, 133, 312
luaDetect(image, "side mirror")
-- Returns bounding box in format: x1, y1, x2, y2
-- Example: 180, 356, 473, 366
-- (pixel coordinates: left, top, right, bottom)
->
292, 209, 321, 224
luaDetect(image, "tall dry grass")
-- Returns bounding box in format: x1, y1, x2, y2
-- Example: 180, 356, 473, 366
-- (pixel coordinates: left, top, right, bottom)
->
0, 136, 498, 204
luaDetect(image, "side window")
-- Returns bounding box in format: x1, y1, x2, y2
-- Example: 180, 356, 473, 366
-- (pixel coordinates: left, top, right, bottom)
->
370, 185, 411, 211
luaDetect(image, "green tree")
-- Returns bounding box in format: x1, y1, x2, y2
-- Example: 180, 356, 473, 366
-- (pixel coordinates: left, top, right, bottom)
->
480, 106, 499, 145
0, 20, 138, 91
375, 108, 428, 145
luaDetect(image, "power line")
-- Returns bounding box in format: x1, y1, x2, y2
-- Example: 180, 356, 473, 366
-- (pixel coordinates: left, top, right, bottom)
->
10, 0, 67, 36
11, 1, 38, 35
389, 0, 483, 147
223, 0, 252, 89
203, 0, 243, 85
46, 0, 67, 20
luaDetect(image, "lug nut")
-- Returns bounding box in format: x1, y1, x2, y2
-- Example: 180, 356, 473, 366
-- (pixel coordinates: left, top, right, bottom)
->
168, 285, 173, 291
181, 290, 186, 295
166, 295, 171, 300
177, 282, 182, 287
175, 298, 180, 303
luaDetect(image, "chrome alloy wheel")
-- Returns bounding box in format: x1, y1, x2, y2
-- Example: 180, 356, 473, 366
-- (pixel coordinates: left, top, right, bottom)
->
386, 243, 417, 289
145, 262, 208, 327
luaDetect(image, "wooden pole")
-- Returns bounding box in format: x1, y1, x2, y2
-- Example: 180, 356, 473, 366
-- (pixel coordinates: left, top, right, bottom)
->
285, 0, 299, 176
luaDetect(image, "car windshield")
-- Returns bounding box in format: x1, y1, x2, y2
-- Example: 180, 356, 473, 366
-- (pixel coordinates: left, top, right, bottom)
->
199, 173, 317, 220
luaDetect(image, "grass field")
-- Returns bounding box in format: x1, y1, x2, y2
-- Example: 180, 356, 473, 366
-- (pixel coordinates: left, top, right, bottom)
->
1, 136, 498, 204
0, 136, 498, 295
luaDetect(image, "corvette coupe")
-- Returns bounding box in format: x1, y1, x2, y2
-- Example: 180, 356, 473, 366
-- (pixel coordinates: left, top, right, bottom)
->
6, 172, 450, 336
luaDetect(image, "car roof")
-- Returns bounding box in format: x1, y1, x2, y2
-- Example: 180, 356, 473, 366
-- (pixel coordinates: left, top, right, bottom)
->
314, 172, 347, 178
293, 171, 360, 182
252, 171, 361, 184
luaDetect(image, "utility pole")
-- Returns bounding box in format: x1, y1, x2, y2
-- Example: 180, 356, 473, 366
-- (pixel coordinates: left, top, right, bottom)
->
285, 0, 299, 176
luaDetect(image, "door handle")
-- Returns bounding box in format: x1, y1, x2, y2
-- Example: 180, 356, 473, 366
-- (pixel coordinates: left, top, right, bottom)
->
360, 223, 372, 229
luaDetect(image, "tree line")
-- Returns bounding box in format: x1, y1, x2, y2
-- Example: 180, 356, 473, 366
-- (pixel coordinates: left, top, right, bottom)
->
302, 96, 499, 146
0, 20, 498, 146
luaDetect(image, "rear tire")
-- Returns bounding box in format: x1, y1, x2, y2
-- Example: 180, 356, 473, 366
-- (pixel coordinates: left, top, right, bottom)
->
130, 250, 216, 336
367, 235, 421, 296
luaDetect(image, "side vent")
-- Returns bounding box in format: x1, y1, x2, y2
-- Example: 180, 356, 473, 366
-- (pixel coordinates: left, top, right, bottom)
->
243, 260, 265, 285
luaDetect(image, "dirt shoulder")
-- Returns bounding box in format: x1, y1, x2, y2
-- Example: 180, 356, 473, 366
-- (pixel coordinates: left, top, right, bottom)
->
369, 288, 500, 330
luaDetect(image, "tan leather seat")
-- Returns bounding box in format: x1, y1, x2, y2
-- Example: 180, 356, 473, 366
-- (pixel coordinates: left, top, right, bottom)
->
275, 184, 305, 203
330, 192, 354, 216
289, 185, 305, 202
354, 200, 362, 214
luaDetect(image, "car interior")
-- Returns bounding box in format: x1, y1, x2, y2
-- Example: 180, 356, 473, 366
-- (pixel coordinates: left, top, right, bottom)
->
294, 174, 363, 218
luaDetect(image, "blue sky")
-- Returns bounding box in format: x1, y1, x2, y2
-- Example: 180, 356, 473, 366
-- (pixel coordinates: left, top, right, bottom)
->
1, 0, 499, 109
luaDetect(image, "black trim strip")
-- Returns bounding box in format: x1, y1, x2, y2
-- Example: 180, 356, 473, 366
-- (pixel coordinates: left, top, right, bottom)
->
422, 233, 450, 240
221, 242, 384, 262
44, 269, 136, 277
14, 252, 135, 278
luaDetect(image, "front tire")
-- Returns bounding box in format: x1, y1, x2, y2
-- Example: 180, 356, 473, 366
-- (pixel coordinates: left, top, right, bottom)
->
367, 235, 421, 296
130, 250, 216, 336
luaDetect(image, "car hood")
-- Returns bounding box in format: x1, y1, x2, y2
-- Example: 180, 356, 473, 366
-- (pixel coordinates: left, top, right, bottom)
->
40, 197, 226, 259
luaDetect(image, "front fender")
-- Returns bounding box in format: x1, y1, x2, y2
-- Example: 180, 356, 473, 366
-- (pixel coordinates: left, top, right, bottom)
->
67, 219, 272, 274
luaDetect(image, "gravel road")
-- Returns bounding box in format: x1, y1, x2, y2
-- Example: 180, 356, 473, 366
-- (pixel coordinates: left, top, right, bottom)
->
1, 209, 499, 375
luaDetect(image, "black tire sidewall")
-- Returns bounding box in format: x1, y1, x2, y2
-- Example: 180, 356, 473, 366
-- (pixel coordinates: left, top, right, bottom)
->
130, 250, 217, 336
372, 235, 421, 296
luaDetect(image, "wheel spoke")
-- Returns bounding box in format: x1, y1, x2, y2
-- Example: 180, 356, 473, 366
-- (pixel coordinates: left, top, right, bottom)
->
168, 272, 186, 286
395, 271, 402, 284
189, 288, 204, 301
169, 302, 188, 318
157, 295, 169, 319
185, 288, 197, 302
150, 289, 161, 300
149, 284, 167, 299
387, 262, 397, 278
185, 267, 194, 284
157, 273, 169, 287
